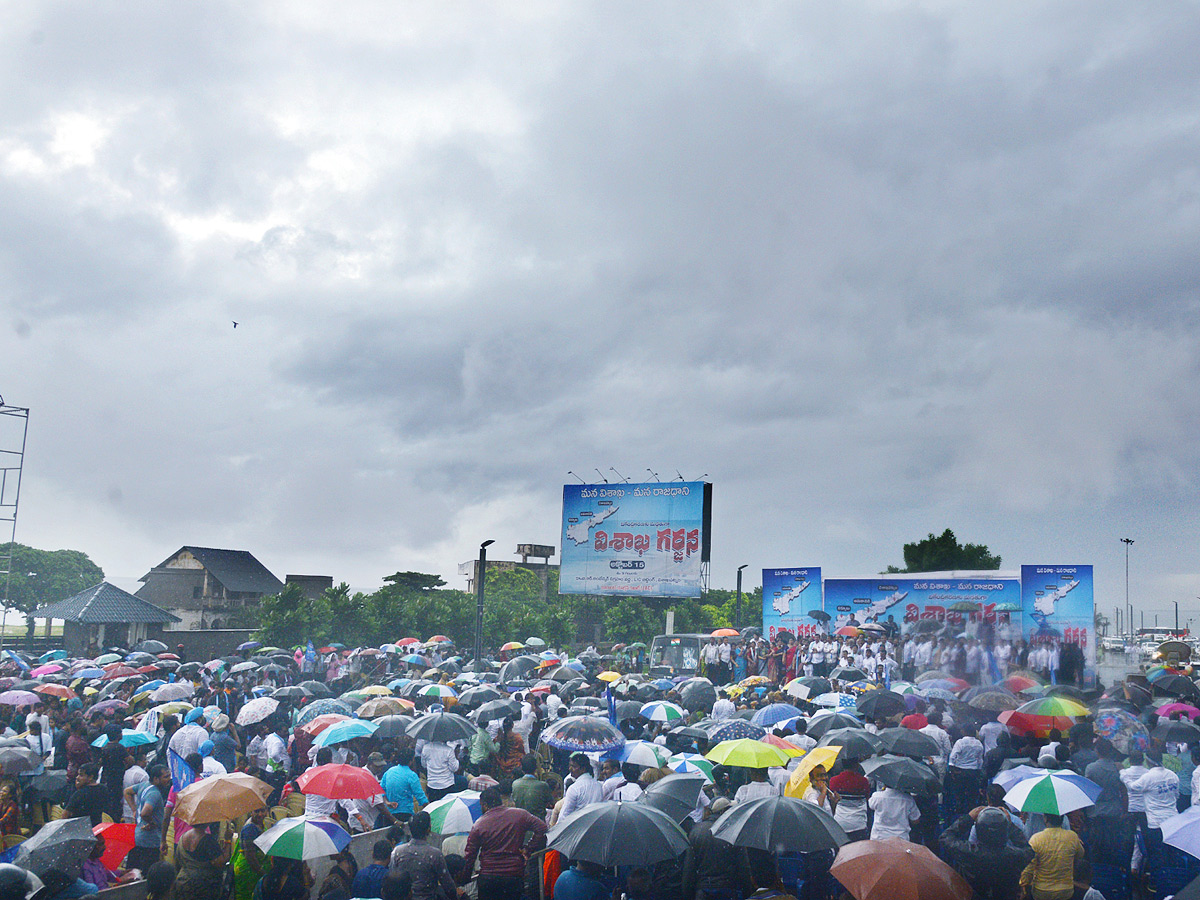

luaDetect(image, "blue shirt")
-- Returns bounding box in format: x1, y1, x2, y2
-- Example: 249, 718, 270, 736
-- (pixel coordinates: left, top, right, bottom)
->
350, 863, 389, 899
381, 764, 427, 813
554, 869, 612, 900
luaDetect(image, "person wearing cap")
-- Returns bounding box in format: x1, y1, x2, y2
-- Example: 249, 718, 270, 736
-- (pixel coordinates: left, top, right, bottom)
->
199, 741, 227, 777
169, 709, 209, 760
209, 714, 239, 772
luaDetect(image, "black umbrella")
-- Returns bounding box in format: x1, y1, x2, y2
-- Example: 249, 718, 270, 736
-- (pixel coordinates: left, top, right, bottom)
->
638, 772, 706, 823
1174, 873, 1200, 900
272, 686, 308, 701
711, 796, 848, 853
134, 640, 169, 654
1154, 675, 1200, 699
679, 679, 717, 712
547, 801, 689, 866
15, 816, 96, 878
861, 755, 940, 794
806, 713, 863, 740
299, 681, 333, 698
498, 657, 540, 683
371, 715, 413, 739
615, 701, 644, 722
855, 690, 906, 720
807, 610, 832, 623
669, 725, 709, 743
178, 662, 203, 677
472, 700, 522, 725
457, 685, 505, 709
829, 667, 868, 682
876, 727, 941, 759
0, 746, 42, 776
406, 712, 480, 744
816, 728, 881, 760
22, 771, 70, 804
1152, 720, 1200, 744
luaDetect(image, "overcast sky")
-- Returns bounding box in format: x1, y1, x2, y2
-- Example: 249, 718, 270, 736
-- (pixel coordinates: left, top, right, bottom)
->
3, 3, 1199, 626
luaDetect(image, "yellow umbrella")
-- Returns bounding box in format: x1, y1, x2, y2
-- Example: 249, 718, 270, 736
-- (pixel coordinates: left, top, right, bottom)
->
357, 697, 414, 718
173, 773, 273, 824
597, 671, 621, 683
705, 739, 792, 769
784, 746, 841, 798
360, 685, 393, 696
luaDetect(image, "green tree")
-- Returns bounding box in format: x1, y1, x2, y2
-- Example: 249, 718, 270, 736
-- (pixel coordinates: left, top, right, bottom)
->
1, 543, 104, 614
325, 583, 375, 647
368, 572, 474, 645
603, 597, 662, 643
885, 529, 1001, 573
255, 582, 330, 647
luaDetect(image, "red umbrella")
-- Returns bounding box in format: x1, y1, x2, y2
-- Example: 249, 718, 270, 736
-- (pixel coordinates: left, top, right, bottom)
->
997, 709, 1076, 739
299, 714, 350, 737
396, 638, 419, 646
832, 838, 971, 900
836, 626, 861, 637
34, 684, 74, 700
156, 653, 181, 661
94, 823, 135, 871
103, 666, 138, 679
296, 763, 383, 800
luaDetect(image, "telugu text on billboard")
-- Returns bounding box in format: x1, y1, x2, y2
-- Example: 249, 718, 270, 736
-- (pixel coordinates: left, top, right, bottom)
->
1021, 565, 1095, 668
559, 482, 708, 598
762, 567, 823, 639
822, 575, 1023, 639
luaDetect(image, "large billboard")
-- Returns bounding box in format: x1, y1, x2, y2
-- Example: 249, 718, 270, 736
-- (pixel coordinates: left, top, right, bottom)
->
762, 567, 823, 640
1021, 565, 1095, 669
822, 574, 1023, 638
559, 482, 711, 597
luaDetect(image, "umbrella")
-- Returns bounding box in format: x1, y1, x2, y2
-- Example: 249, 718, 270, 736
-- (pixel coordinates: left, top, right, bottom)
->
813, 692, 858, 709
640, 701, 686, 723
547, 800, 689, 866
967, 691, 1020, 713
816, 728, 881, 760
299, 714, 351, 737
808, 610, 831, 622
541, 716, 625, 753
255, 816, 352, 860
678, 678, 717, 712
876, 727, 941, 760
299, 681, 333, 698
861, 756, 940, 794
807, 712, 863, 739
784, 676, 832, 700
416, 684, 457, 699
150, 683, 193, 703
272, 686, 308, 701
498, 657, 538, 683
30, 665, 63, 677
358, 697, 414, 718
33, 684, 72, 700
830, 667, 868, 682
1153, 720, 1200, 744
295, 700, 356, 727
711, 795, 847, 853
315, 719, 379, 747
472, 699, 522, 725
237, 696, 281, 725
406, 712, 480, 744
638, 772, 707, 821
425, 791, 482, 834
752, 703, 805, 727
832, 837, 972, 900
91, 729, 158, 749
93, 822, 135, 871
705, 720, 766, 743
0, 691, 39, 707
1003, 772, 1101, 814
1154, 674, 1200, 699
607, 740, 671, 768
1092, 709, 1151, 755
836, 626, 861, 637
457, 685, 505, 708
784, 747, 843, 799
372, 715, 414, 739
231, 661, 260, 674
712, 628, 739, 637
173, 773, 273, 824
297, 764, 384, 800
1156, 703, 1200, 720
15, 816, 97, 878
706, 738, 791, 769
0, 745, 41, 775
666, 754, 715, 783
856, 691, 906, 720
1015, 697, 1090, 718
23, 771, 70, 804
1162, 805, 1200, 859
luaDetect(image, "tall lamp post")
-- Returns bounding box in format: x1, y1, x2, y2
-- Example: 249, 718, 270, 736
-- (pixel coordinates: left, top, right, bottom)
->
1121, 538, 1134, 637
474, 540, 494, 669
735, 564, 747, 630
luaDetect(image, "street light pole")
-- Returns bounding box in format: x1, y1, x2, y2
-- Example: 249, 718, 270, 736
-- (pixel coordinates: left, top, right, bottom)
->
474, 540, 494, 670
735, 565, 747, 630
1121, 538, 1134, 637
1176, 601, 1180, 633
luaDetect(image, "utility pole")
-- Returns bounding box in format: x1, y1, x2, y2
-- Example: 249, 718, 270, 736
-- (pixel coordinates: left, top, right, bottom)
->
1175, 601, 1179, 633
735, 564, 747, 630
1122, 538, 1134, 638
473, 540, 494, 669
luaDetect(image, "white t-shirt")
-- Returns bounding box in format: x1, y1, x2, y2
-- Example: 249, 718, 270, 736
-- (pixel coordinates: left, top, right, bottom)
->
1120, 765, 1149, 812
949, 737, 984, 770
1132, 766, 1179, 827
421, 742, 459, 790
734, 780, 780, 803
123, 765, 149, 822
869, 787, 920, 840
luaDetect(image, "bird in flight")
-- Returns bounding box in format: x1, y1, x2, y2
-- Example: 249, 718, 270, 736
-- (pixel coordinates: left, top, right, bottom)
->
232, 321, 239, 329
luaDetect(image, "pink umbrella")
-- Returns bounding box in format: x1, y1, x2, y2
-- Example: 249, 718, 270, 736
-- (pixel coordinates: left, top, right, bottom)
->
30, 664, 63, 676
1156, 703, 1200, 720
0, 690, 40, 707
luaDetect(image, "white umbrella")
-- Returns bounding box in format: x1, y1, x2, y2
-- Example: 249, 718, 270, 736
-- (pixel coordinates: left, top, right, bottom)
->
1163, 805, 1200, 859
236, 696, 280, 726
150, 683, 194, 703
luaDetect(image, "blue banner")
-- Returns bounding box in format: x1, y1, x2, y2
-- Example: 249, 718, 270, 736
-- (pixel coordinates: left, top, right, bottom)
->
761, 567, 823, 639
823, 574, 1022, 639
560, 482, 708, 597
1021, 565, 1095, 669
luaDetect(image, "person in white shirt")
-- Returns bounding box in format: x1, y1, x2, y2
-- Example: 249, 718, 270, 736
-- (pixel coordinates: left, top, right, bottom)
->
979, 720, 1005, 754
920, 712, 952, 776
598, 759, 626, 801
711, 696, 736, 721
1192, 747, 1200, 807
263, 721, 291, 778
869, 786, 920, 840
702, 641, 719, 679
560, 753, 604, 819
304, 746, 340, 817
421, 741, 460, 801
734, 769, 780, 803
25, 706, 51, 738
612, 764, 644, 802
801, 765, 837, 814
947, 724, 985, 820
1120, 749, 1150, 823
784, 723, 816, 752
122, 748, 149, 822
1132, 753, 1179, 831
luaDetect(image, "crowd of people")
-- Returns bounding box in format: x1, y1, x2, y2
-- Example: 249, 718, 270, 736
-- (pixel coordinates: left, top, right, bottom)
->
0, 626, 1191, 900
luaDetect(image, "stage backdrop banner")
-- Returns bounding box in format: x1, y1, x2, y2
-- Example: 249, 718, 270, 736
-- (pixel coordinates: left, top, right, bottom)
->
762, 568, 823, 639
822, 574, 1022, 637
1020, 565, 1095, 669
559, 482, 710, 598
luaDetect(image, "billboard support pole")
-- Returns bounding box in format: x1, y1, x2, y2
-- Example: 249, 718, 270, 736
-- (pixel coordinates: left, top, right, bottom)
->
474, 540, 494, 669
735, 564, 746, 630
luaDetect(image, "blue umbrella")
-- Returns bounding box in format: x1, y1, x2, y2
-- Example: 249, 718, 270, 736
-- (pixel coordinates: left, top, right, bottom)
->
652, 679, 675, 692
751, 703, 805, 727
38, 650, 67, 663
402, 654, 430, 666
73, 669, 105, 680
705, 720, 766, 742
92, 729, 159, 748
315, 719, 379, 747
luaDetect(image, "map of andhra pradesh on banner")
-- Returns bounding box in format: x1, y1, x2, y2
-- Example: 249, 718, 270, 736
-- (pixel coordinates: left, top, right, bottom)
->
822, 574, 1023, 638
762, 567, 823, 639
1020, 565, 1095, 668
559, 482, 709, 598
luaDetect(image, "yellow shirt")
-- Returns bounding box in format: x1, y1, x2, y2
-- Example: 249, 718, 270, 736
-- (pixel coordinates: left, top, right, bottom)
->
1020, 827, 1084, 895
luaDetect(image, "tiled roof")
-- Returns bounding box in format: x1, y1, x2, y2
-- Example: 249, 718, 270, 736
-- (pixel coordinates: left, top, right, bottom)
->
147, 546, 284, 595
36, 582, 181, 623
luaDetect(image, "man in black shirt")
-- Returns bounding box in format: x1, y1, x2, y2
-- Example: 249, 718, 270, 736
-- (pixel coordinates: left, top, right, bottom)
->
65, 763, 110, 826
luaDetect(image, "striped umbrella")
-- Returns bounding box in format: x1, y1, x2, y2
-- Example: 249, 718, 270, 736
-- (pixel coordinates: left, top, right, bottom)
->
425, 791, 482, 834
254, 816, 351, 859
667, 753, 715, 782
1015, 697, 1090, 718
608, 740, 671, 768
640, 701, 686, 723
752, 703, 805, 727
315, 719, 379, 747
1003, 772, 1101, 815
416, 684, 458, 699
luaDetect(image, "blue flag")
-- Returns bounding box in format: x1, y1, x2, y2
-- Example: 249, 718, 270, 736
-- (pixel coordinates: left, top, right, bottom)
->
168, 749, 196, 793
606, 687, 617, 726
4, 650, 28, 672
